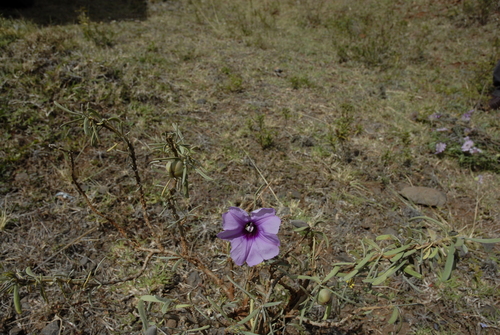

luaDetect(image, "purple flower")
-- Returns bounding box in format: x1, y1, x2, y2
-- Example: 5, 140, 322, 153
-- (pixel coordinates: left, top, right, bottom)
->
435, 142, 446, 154
218, 207, 281, 267
435, 127, 448, 132
428, 113, 442, 120
461, 137, 482, 154
461, 137, 474, 152
461, 109, 474, 121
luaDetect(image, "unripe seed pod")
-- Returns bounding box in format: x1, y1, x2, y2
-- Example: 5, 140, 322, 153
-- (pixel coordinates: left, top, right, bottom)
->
166, 159, 184, 178
317, 288, 332, 305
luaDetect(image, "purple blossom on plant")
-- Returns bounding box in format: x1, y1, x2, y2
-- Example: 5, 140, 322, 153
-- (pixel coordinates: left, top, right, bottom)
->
428, 113, 442, 120
435, 142, 446, 154
461, 109, 474, 121
218, 207, 281, 267
461, 137, 482, 154
461, 137, 474, 152
435, 127, 448, 132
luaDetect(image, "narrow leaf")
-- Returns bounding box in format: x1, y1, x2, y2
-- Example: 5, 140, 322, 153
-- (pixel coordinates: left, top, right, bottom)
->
322, 266, 341, 284
429, 247, 439, 259
137, 300, 148, 331
342, 269, 359, 282
141, 295, 170, 304
296, 275, 321, 284
441, 243, 455, 281
83, 117, 90, 136
465, 237, 500, 244
366, 261, 407, 285
195, 167, 213, 181
186, 325, 211, 332
390, 252, 404, 263
355, 252, 375, 270
237, 307, 261, 325
227, 275, 256, 300
403, 265, 423, 279
363, 238, 381, 251
376, 234, 396, 241
388, 307, 399, 324
383, 244, 412, 257
13, 284, 22, 314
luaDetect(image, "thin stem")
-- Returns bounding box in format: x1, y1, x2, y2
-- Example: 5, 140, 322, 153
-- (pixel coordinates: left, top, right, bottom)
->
62, 148, 132, 242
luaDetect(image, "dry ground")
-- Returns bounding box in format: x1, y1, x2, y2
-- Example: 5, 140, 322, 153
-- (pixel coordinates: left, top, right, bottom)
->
1, 0, 500, 334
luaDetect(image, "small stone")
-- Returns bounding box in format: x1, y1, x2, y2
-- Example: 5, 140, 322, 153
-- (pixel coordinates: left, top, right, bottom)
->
399, 187, 446, 207
40, 322, 59, 335
145, 326, 157, 335
186, 271, 201, 288
9, 326, 24, 335
165, 318, 177, 329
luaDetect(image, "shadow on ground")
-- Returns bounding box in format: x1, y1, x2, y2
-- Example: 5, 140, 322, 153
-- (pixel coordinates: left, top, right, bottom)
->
0, 0, 147, 25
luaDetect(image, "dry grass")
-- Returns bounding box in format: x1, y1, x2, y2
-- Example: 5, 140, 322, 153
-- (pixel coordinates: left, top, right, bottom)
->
1, 0, 500, 334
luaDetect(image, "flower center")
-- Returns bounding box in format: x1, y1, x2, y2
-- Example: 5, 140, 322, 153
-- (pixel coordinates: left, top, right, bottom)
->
245, 222, 256, 233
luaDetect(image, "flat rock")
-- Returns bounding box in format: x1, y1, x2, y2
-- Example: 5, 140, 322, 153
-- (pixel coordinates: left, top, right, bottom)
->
399, 187, 446, 207
40, 322, 59, 335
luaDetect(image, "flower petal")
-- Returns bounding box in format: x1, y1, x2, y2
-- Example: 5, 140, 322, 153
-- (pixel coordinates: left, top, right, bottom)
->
222, 207, 250, 231
229, 236, 251, 266
245, 234, 280, 267
217, 229, 243, 240
251, 208, 281, 234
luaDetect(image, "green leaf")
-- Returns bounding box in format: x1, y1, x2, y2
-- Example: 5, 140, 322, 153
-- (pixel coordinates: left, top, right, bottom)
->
186, 325, 211, 332
390, 252, 404, 263
293, 226, 311, 233
54, 101, 79, 114
363, 238, 381, 251
365, 261, 407, 285
237, 307, 261, 325
227, 275, 256, 300
13, 284, 22, 314
465, 237, 500, 244
262, 301, 283, 308
39, 282, 48, 303
355, 252, 376, 270
322, 266, 341, 284
296, 275, 321, 284
137, 300, 148, 331
175, 304, 191, 309
428, 247, 439, 259
376, 234, 396, 241
25, 267, 36, 278
441, 243, 455, 281
342, 269, 359, 282
83, 117, 90, 136
140, 295, 170, 304
383, 244, 412, 257
195, 167, 213, 181
388, 307, 399, 324
403, 265, 423, 279
403, 249, 417, 257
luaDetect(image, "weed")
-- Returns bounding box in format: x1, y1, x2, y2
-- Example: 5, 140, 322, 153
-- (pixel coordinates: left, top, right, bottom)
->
247, 113, 276, 150
78, 10, 114, 47
289, 75, 312, 89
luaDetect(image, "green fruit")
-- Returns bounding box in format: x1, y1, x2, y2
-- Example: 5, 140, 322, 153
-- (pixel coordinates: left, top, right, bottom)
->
166, 159, 184, 178
317, 288, 332, 305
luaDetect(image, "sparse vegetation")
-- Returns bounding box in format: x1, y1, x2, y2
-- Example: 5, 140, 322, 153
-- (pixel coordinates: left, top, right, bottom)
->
1, 0, 500, 334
